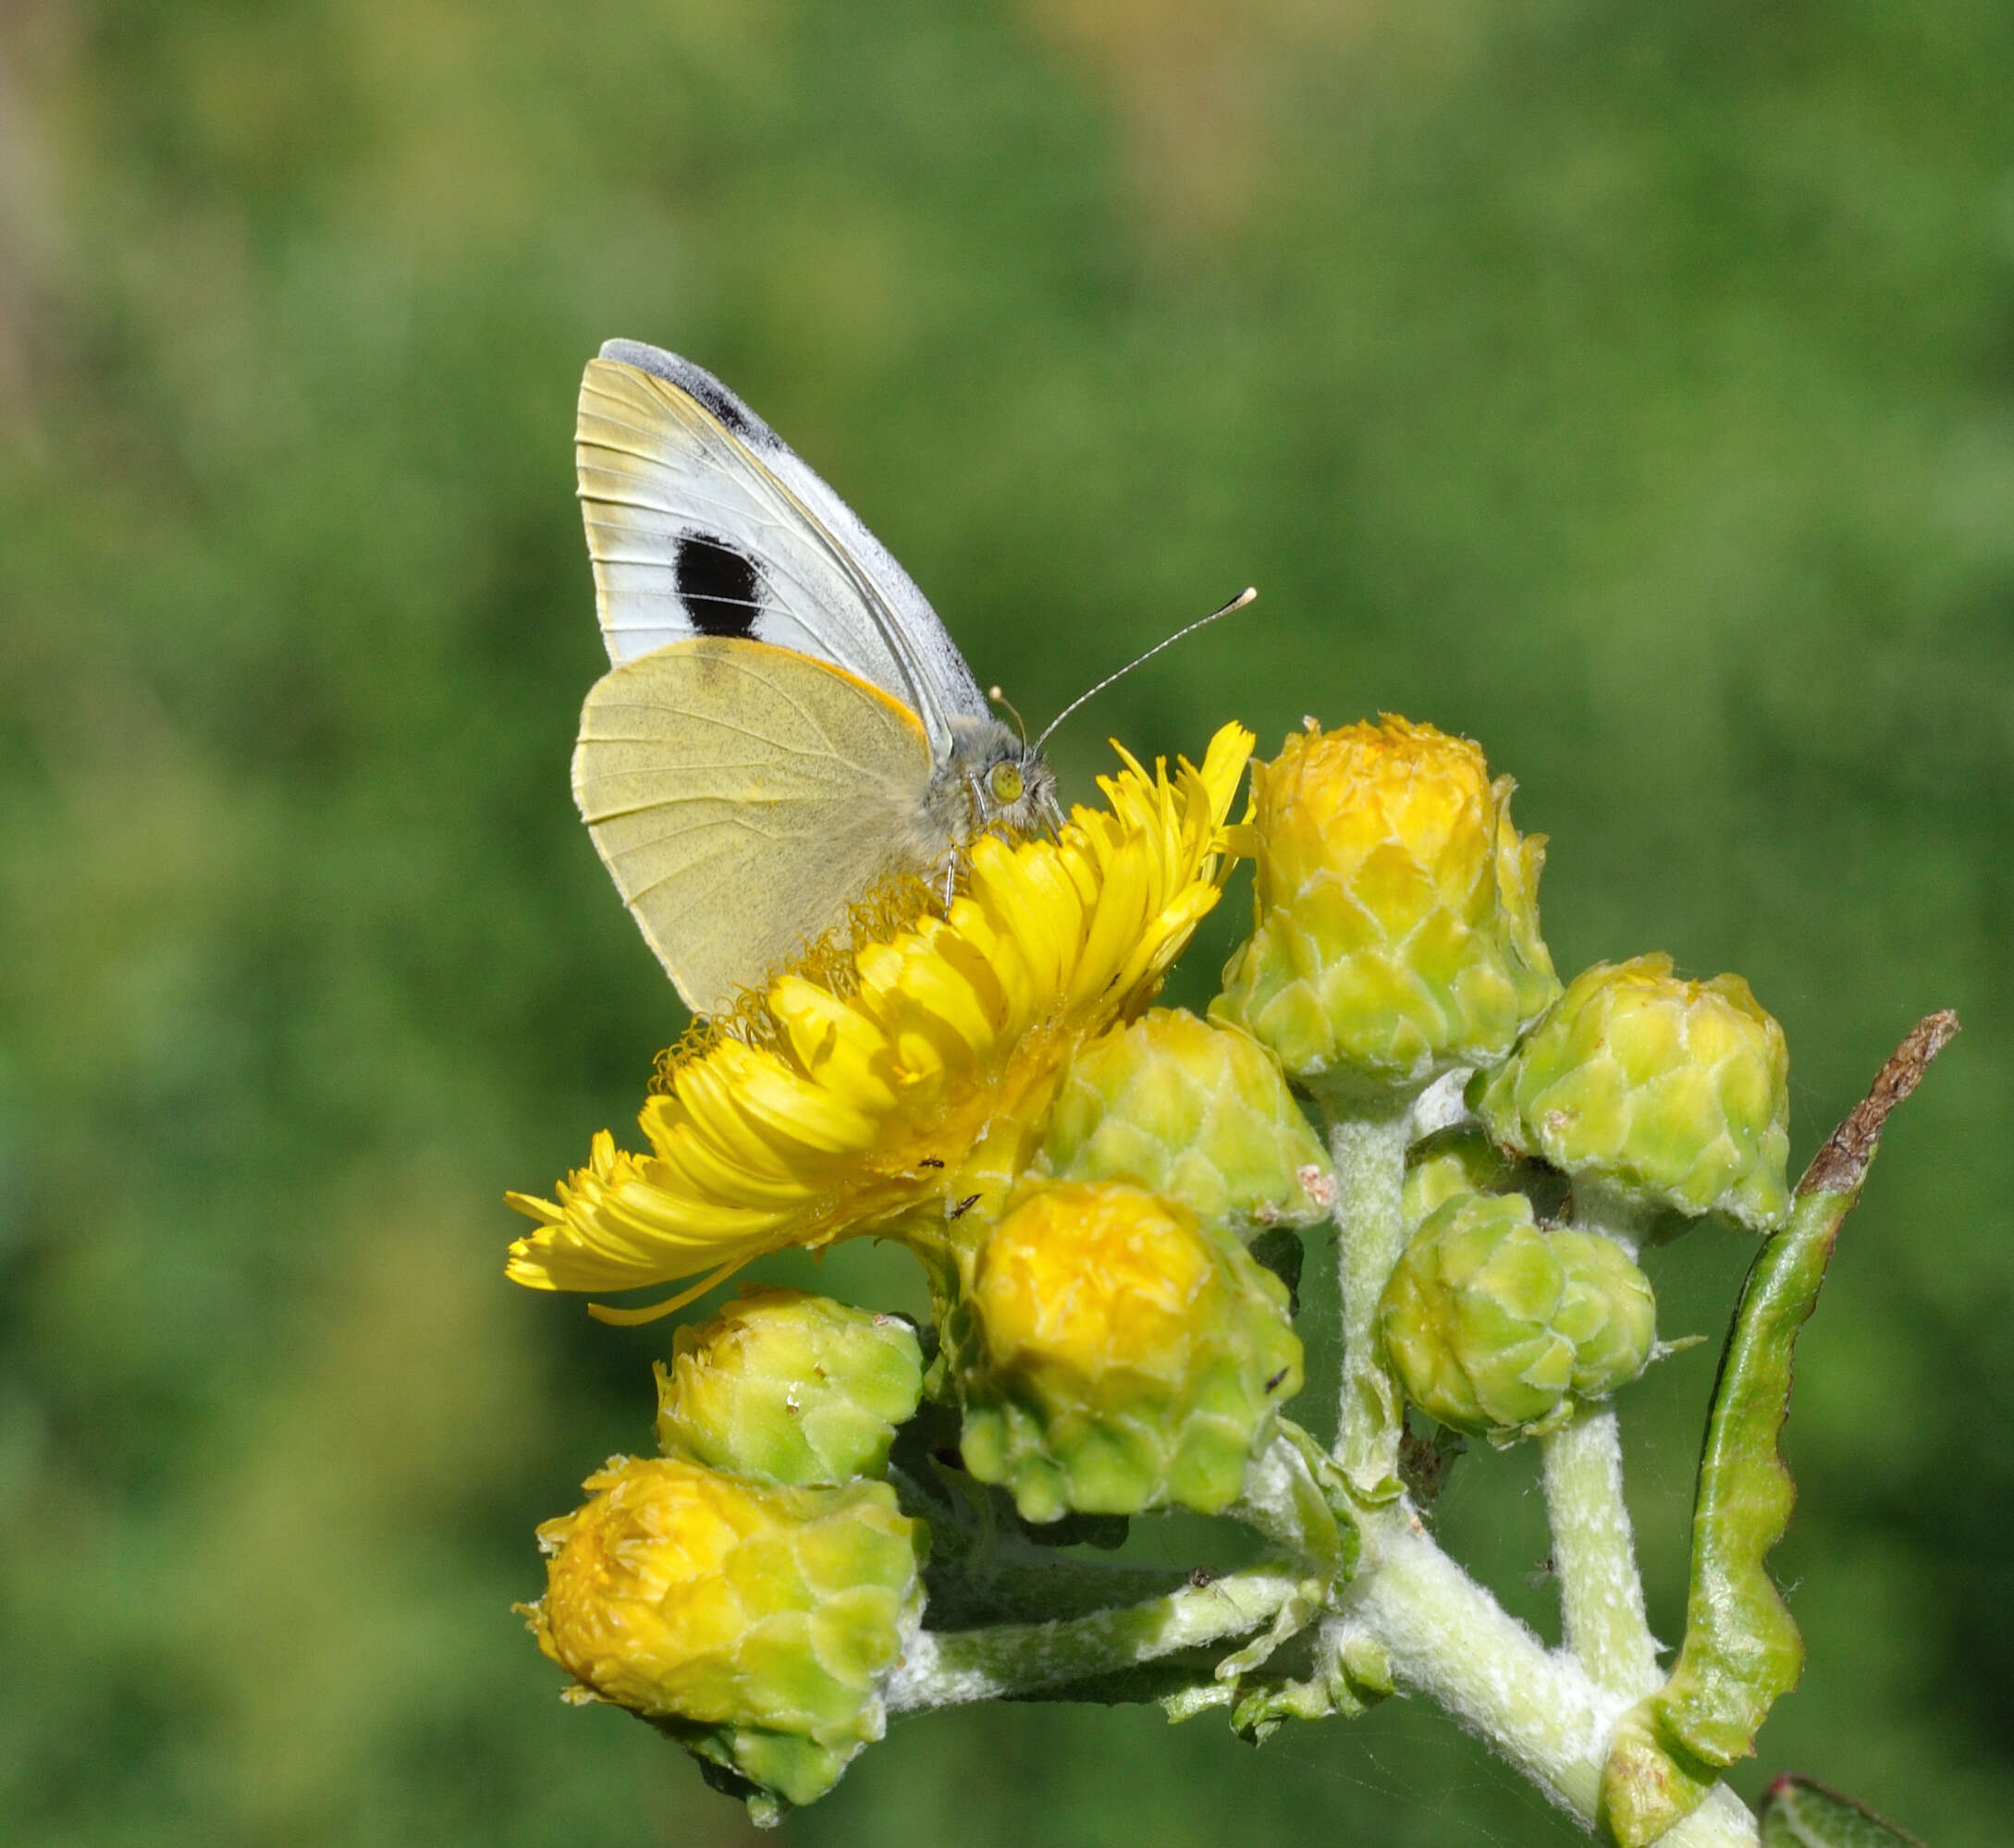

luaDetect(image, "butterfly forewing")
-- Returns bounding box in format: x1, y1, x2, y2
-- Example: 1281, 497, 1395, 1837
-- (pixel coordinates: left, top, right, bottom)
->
572, 638, 946, 1016
577, 343, 990, 754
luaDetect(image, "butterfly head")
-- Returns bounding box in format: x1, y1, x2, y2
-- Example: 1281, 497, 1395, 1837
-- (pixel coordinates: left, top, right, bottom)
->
945, 714, 1061, 840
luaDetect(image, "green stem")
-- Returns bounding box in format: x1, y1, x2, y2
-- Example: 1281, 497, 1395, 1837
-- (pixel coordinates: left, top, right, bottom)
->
1326, 1101, 1413, 1500
883, 1565, 1304, 1712
1541, 1408, 1662, 1697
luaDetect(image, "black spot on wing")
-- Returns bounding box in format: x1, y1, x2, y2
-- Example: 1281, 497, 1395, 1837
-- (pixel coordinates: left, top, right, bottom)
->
597, 340, 768, 443
676, 532, 763, 637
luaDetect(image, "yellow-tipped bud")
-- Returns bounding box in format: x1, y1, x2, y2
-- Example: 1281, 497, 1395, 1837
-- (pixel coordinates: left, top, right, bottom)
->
950, 1181, 1303, 1521
526, 1454, 927, 1813
1214, 718, 1559, 1096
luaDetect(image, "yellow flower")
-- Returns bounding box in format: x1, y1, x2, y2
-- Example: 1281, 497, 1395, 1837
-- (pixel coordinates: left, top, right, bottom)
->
508, 726, 1255, 1317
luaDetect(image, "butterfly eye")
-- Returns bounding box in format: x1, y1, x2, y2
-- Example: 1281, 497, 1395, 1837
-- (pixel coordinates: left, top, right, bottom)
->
989, 762, 1025, 806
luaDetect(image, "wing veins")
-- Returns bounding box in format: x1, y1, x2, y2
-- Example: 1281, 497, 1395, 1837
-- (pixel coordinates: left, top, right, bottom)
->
582, 362, 958, 739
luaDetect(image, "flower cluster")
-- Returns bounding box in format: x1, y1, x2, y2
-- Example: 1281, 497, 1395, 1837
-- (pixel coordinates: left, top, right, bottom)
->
514, 711, 1798, 1823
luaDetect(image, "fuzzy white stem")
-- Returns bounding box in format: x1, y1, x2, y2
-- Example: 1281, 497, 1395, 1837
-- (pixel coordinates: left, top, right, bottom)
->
1541, 1178, 1664, 1695
1348, 1509, 1617, 1817
1326, 1105, 1413, 1499
1343, 1508, 1757, 1844
884, 1567, 1303, 1713
1541, 1408, 1663, 1696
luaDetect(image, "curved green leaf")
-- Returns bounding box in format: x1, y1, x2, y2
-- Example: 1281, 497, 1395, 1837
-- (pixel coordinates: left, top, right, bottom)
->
1600, 1014, 1957, 1848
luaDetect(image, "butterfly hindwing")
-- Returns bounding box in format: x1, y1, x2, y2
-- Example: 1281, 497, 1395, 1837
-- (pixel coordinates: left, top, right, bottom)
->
577, 342, 990, 756
572, 637, 946, 1015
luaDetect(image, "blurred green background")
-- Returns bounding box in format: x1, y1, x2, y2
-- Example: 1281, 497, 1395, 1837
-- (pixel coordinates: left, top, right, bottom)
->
3, 2, 2010, 1842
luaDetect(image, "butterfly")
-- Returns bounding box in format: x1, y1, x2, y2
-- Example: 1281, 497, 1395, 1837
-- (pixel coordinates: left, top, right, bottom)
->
571, 339, 1059, 1017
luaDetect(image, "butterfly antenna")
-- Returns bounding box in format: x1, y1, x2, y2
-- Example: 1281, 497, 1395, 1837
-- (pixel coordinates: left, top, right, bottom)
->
1033, 587, 1257, 753
987, 684, 1029, 749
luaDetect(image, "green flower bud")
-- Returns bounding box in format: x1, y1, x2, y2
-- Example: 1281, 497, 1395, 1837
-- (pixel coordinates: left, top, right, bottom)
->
1213, 717, 1560, 1096
1475, 954, 1791, 1230
1042, 1009, 1333, 1235
1549, 1229, 1659, 1395
526, 1454, 927, 1814
948, 1181, 1303, 1521
655, 1288, 924, 1487
1379, 1192, 1655, 1442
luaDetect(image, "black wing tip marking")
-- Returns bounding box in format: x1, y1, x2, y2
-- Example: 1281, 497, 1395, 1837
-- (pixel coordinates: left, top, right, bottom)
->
596, 339, 771, 447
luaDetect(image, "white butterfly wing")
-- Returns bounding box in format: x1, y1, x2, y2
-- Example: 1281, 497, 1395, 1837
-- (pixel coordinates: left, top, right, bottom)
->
577, 340, 989, 756
572, 637, 947, 1016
